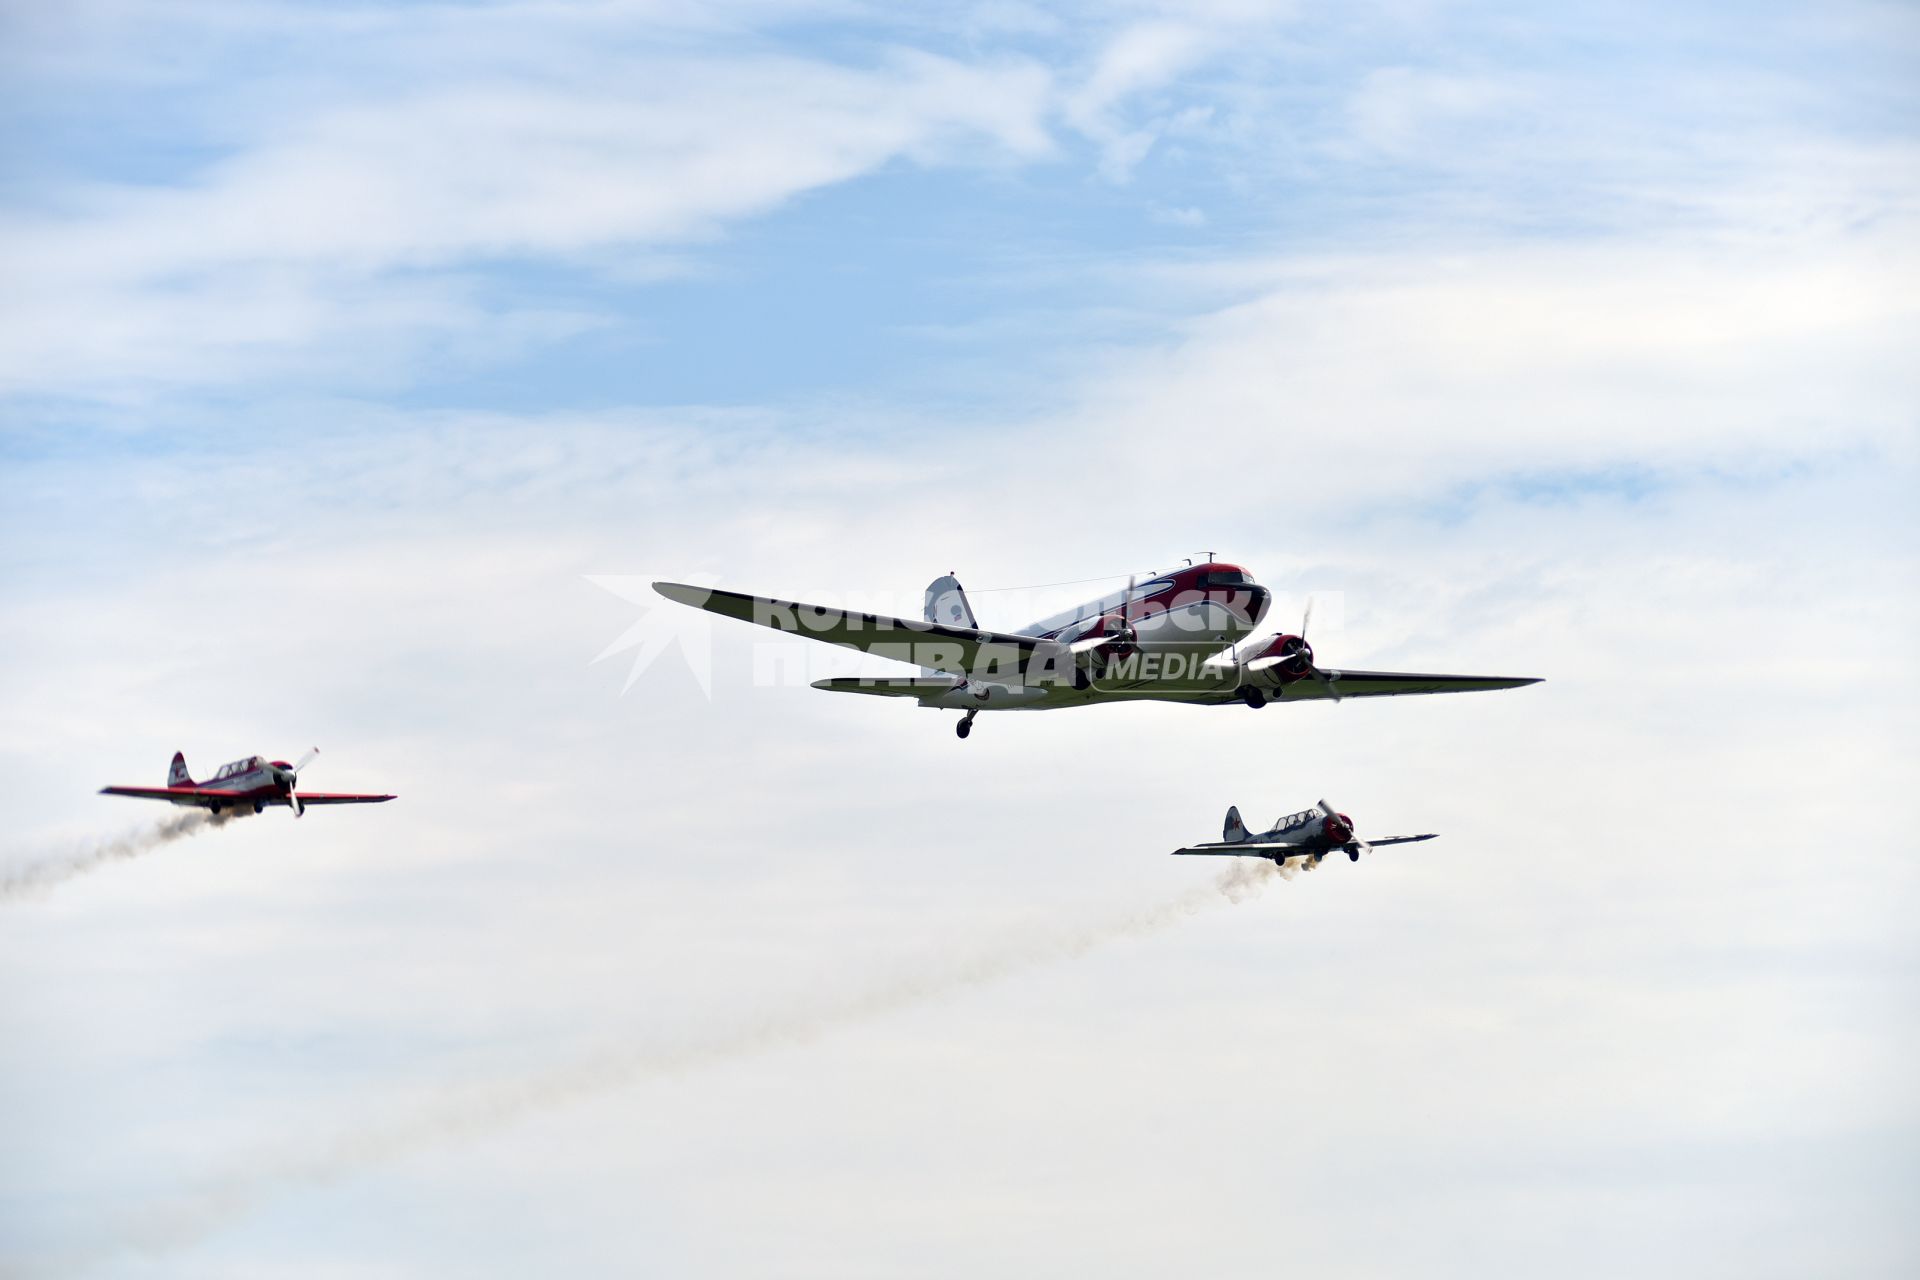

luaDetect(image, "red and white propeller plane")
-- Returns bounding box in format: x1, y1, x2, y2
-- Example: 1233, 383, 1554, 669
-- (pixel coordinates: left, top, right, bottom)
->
100, 749, 395, 817
1173, 800, 1436, 866
653, 559, 1539, 738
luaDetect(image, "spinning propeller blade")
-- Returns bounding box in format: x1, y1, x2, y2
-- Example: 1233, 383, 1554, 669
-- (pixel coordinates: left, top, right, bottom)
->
1300, 599, 1344, 699
285, 746, 319, 817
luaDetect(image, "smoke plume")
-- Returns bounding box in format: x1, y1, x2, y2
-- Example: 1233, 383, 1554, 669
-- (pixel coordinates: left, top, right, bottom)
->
61, 855, 1304, 1272
1, 811, 228, 904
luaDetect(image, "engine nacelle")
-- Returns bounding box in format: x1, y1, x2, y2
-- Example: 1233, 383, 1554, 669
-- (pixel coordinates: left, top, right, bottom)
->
1066, 612, 1138, 669
1243, 632, 1315, 685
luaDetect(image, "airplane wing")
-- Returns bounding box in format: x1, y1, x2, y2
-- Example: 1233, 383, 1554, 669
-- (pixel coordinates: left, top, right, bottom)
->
654, 582, 1055, 679
290, 792, 396, 805
1170, 842, 1299, 858
1173, 834, 1437, 856
1282, 670, 1541, 700
99, 785, 225, 806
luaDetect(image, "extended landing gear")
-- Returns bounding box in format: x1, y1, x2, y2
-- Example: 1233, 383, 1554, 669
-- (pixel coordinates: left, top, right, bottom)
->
1238, 685, 1268, 709
956, 710, 978, 740
1347, 847, 1361, 862
253, 801, 265, 814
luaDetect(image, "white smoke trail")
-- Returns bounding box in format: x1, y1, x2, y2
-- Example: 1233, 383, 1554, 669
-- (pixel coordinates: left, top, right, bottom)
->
67, 856, 1297, 1271
0, 811, 229, 904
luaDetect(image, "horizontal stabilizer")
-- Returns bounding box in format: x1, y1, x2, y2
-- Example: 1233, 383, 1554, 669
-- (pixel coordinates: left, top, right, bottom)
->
811, 676, 958, 701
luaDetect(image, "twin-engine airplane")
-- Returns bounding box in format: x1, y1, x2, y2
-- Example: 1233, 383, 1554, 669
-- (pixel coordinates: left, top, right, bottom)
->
1173, 801, 1436, 865
653, 560, 1539, 738
100, 749, 395, 817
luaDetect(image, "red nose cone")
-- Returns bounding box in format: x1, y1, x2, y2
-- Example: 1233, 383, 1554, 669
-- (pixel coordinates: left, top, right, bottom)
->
1324, 815, 1353, 844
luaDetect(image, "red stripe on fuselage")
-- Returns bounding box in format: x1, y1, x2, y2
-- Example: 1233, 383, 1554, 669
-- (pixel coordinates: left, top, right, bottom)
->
1025, 563, 1268, 639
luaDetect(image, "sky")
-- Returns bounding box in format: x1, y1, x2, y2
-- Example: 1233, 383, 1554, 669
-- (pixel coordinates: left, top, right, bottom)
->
1, 0, 1917, 1276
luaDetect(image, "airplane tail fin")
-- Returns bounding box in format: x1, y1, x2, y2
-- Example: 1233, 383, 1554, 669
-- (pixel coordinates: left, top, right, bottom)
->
168, 752, 192, 787
923, 574, 978, 629
1223, 805, 1249, 842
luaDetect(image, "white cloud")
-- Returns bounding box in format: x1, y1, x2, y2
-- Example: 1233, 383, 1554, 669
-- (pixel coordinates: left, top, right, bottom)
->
2, 371, 1911, 1274
1062, 21, 1216, 181
1149, 203, 1208, 226
1066, 223, 1920, 500
1344, 65, 1531, 157
0, 44, 1053, 398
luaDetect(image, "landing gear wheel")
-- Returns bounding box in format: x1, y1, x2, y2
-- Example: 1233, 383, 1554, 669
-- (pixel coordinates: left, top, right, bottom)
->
253, 801, 265, 814
956, 711, 977, 740
1238, 685, 1268, 709
1347, 847, 1360, 862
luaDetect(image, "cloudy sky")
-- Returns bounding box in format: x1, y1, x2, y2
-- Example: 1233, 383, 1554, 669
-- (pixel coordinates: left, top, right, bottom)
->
2, 1, 1916, 1275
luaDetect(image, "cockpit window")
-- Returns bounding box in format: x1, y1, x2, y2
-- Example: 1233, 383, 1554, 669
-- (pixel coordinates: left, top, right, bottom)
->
1199, 570, 1248, 587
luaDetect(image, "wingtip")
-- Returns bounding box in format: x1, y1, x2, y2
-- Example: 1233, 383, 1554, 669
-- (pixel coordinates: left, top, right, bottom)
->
652, 580, 709, 606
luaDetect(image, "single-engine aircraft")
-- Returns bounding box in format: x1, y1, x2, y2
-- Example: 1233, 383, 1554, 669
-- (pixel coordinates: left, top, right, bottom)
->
100, 749, 395, 817
652, 560, 1539, 737
1172, 800, 1436, 865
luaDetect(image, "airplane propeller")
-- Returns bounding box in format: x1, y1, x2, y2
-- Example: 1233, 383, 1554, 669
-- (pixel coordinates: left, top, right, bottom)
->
279, 746, 320, 817
1244, 597, 1343, 699
1068, 573, 1138, 655
1317, 798, 1369, 858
